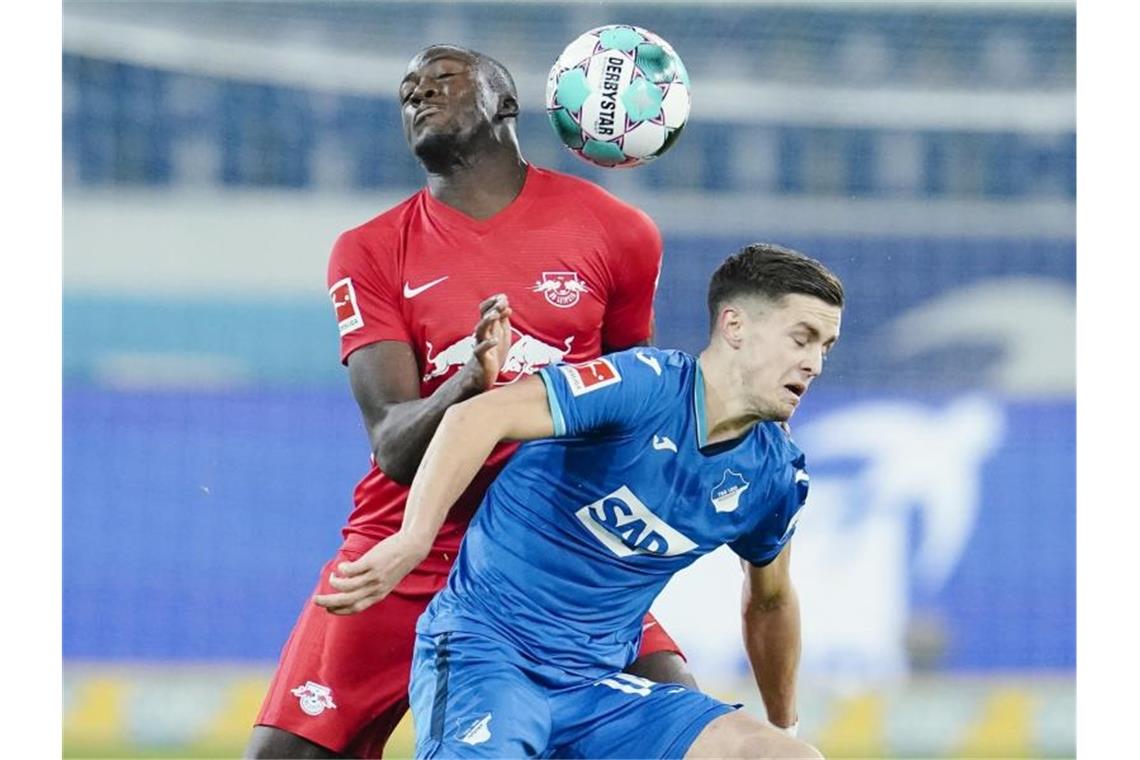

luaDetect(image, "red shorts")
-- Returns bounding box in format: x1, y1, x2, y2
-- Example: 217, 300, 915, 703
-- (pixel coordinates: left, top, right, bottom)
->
255, 536, 685, 757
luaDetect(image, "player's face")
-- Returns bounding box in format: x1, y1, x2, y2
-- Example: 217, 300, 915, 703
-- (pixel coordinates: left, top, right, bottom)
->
399, 51, 494, 158
738, 294, 841, 421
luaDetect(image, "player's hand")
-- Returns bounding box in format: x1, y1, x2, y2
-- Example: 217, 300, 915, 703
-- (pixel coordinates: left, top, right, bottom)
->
462, 294, 513, 391
312, 533, 429, 615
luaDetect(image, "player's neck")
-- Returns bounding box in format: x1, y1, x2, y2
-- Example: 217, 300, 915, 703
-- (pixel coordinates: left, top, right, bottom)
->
425, 146, 528, 221
696, 351, 764, 445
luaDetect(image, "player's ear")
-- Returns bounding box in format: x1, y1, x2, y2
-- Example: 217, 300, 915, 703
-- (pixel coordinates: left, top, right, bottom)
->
719, 306, 745, 349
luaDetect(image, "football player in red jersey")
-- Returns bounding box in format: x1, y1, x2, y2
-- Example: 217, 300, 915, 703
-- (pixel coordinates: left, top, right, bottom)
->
247, 45, 694, 759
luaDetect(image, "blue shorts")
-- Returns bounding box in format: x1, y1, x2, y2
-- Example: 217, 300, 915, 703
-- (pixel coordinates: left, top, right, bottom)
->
409, 630, 737, 758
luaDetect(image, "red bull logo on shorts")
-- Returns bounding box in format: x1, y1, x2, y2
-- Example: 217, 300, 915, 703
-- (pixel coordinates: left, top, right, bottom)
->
533, 272, 589, 308
290, 680, 337, 717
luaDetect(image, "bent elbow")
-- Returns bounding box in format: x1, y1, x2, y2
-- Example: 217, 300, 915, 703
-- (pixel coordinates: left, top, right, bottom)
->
371, 439, 415, 485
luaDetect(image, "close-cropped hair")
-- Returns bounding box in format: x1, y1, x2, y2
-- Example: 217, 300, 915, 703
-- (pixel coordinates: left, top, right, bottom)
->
418, 44, 518, 101
706, 243, 845, 329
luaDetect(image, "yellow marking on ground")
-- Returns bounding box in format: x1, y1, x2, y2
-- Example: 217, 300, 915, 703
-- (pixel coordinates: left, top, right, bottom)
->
194, 676, 271, 746
954, 687, 1034, 758
814, 692, 886, 758
386, 711, 416, 759
64, 677, 127, 746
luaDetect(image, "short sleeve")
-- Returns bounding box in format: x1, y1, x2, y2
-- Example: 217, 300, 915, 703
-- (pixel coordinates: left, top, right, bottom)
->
600, 206, 663, 350
730, 453, 810, 567
537, 349, 667, 438
326, 229, 411, 364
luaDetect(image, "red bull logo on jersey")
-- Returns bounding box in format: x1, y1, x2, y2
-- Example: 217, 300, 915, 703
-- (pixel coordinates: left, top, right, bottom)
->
533, 271, 589, 308
575, 485, 698, 558
329, 277, 364, 336
422, 328, 575, 384
501, 334, 575, 378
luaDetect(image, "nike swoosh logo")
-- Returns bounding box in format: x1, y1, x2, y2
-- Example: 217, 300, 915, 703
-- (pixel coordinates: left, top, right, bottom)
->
652, 435, 677, 453
642, 621, 658, 631
403, 276, 449, 298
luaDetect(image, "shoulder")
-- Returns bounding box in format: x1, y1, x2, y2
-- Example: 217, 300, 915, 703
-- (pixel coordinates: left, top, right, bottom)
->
600, 347, 692, 395
330, 192, 422, 268
339, 192, 421, 248
755, 422, 807, 488
755, 420, 803, 457
531, 166, 657, 229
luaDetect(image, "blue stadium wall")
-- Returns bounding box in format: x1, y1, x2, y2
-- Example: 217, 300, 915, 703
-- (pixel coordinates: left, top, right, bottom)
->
64, 233, 1075, 671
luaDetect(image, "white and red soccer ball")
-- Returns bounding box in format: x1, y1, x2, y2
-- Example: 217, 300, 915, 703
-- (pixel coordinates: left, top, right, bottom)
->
545, 25, 691, 168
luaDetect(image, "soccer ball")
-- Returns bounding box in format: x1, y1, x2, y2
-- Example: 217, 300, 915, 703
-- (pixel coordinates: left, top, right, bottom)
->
545, 25, 691, 168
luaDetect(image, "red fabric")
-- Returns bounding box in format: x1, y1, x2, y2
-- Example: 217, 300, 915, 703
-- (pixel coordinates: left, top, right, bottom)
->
640, 611, 686, 660
264, 166, 668, 754
256, 542, 684, 757
324, 165, 663, 571
254, 542, 447, 757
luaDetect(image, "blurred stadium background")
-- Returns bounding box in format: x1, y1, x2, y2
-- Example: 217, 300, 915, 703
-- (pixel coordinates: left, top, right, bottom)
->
62, 1, 1075, 757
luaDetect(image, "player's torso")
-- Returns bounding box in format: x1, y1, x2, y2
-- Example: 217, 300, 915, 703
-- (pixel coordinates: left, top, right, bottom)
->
524, 407, 793, 574
501, 384, 799, 578
394, 193, 617, 393
431, 355, 804, 666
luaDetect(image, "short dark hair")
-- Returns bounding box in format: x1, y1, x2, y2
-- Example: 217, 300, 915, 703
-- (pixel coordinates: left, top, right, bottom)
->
417, 45, 518, 103
707, 243, 845, 329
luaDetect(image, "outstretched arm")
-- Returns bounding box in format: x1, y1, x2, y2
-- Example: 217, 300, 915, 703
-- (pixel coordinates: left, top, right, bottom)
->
348, 295, 511, 484
313, 373, 555, 614
741, 543, 801, 732
401, 376, 555, 549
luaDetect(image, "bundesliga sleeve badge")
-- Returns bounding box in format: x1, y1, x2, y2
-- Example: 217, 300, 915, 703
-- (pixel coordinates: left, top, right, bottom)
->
560, 358, 621, 396
329, 277, 364, 336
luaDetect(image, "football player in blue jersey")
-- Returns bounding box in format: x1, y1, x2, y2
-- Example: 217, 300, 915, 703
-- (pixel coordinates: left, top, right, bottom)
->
315, 243, 843, 758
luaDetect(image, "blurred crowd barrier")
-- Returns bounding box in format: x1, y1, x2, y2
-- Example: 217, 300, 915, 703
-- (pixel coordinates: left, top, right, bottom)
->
63, 1, 1074, 757
64, 666, 1074, 758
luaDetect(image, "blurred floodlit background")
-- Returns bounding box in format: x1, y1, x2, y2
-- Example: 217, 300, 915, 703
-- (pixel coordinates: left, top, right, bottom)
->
62, 1, 1075, 757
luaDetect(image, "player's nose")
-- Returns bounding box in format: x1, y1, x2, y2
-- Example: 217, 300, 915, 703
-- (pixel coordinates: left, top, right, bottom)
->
801, 348, 824, 378
412, 79, 441, 104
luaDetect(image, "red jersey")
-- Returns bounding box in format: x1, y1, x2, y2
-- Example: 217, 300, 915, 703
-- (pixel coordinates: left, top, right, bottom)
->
326, 165, 662, 574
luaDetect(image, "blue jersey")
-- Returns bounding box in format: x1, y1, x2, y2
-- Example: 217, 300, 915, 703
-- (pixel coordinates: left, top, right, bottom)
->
418, 348, 809, 679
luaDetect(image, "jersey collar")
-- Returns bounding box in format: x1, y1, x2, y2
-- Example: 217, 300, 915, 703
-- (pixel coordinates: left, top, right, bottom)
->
693, 358, 757, 454
422, 163, 536, 233
693, 360, 709, 448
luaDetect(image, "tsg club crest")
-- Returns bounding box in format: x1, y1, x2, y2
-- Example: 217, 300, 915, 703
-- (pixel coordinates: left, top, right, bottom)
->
458, 713, 493, 745
711, 470, 750, 513
291, 681, 337, 717
533, 271, 589, 308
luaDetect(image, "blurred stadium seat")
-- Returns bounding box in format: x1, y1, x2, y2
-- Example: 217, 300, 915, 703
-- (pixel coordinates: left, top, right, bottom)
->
63, 1, 1075, 757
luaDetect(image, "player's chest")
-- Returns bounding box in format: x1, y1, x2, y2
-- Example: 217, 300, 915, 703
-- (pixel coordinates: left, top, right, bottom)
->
398, 233, 610, 384
399, 224, 609, 315
591, 432, 778, 551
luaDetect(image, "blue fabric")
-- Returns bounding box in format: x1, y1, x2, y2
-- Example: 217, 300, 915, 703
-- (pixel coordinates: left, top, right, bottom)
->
410, 630, 735, 759
539, 368, 567, 437
420, 349, 806, 677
